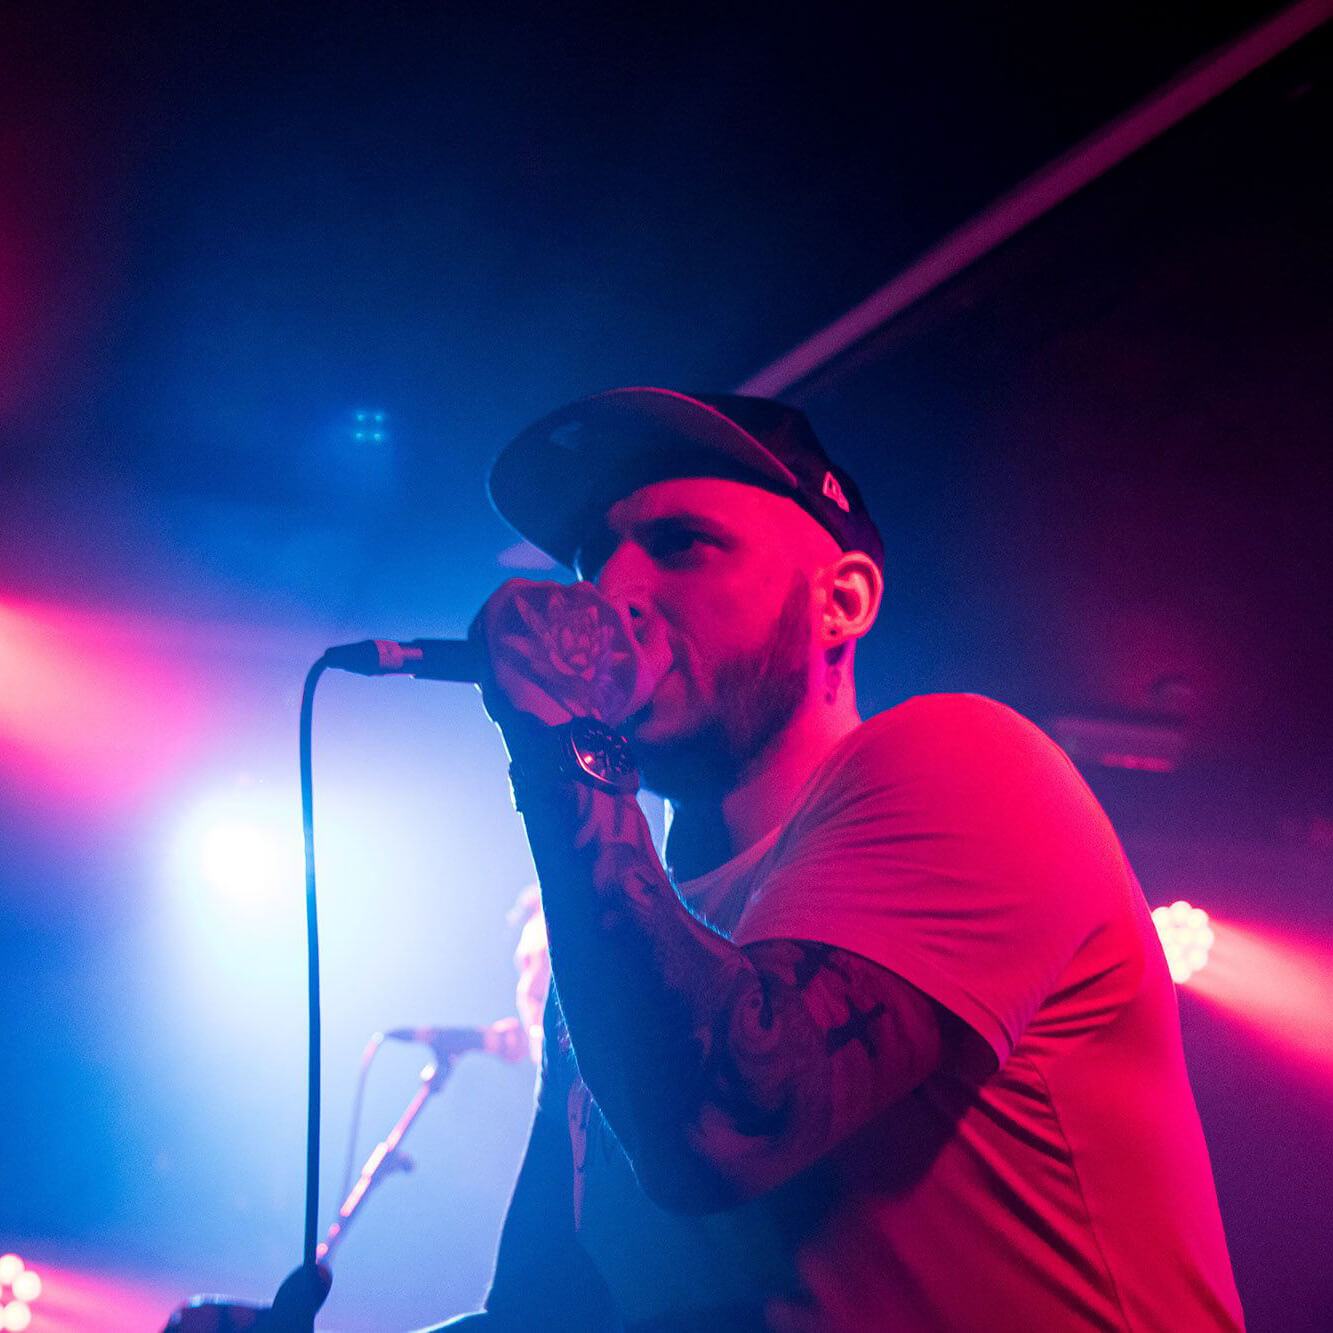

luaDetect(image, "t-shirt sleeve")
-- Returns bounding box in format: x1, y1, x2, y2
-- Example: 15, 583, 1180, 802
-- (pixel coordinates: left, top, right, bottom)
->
732, 694, 1129, 1067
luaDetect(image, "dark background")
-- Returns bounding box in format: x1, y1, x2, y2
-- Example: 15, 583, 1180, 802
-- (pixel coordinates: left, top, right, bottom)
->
1, 3, 1329, 1329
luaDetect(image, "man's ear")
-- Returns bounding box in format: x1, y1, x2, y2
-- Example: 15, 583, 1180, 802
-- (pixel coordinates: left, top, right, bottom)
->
821, 551, 883, 645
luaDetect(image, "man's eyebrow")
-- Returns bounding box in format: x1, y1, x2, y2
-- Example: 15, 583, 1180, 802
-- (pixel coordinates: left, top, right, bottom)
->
577, 508, 737, 575
634, 509, 733, 534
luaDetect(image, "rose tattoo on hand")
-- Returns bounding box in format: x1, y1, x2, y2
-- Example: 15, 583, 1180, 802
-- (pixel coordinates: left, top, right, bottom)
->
475, 579, 642, 725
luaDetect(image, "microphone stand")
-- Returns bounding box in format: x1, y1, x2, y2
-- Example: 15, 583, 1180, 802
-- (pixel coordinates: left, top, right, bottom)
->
317, 1053, 457, 1263
164, 1051, 469, 1330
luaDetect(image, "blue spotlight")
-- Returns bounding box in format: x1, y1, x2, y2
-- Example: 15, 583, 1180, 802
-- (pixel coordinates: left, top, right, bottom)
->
348, 408, 390, 445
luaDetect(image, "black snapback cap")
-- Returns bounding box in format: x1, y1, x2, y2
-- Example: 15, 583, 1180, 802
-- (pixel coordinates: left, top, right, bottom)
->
488, 387, 884, 572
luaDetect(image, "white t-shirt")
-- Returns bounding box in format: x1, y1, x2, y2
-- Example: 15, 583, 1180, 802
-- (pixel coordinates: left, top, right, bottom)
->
545, 694, 1244, 1331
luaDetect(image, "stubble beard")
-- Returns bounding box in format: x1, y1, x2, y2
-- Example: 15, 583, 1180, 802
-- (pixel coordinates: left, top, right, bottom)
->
633, 572, 813, 801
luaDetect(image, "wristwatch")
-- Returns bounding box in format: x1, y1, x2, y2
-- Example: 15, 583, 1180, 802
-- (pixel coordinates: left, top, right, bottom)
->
506, 716, 640, 811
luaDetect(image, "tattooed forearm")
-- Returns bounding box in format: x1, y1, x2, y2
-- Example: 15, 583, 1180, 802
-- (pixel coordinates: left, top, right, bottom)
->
520, 786, 949, 1212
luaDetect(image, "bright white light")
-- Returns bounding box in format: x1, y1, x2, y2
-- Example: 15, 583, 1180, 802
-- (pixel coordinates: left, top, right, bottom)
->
1152, 900, 1215, 984
1, 1300, 31, 1331
171, 782, 303, 910
199, 820, 286, 897
0, 1256, 20, 1286
9, 1271, 39, 1302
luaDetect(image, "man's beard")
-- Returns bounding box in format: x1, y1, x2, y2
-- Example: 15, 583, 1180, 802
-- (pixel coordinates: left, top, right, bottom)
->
634, 572, 812, 800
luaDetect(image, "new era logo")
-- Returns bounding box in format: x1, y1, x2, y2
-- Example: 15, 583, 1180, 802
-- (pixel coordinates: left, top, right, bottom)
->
822, 470, 850, 513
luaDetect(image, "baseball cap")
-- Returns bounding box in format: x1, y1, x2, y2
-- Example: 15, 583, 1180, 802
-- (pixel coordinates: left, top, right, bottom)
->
487, 387, 884, 572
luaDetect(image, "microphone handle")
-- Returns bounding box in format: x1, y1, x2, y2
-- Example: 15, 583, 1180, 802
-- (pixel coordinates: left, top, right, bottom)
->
322, 637, 479, 681
405, 639, 481, 681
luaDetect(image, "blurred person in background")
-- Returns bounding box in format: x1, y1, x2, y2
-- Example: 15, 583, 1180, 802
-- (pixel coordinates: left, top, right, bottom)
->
508, 885, 549, 1068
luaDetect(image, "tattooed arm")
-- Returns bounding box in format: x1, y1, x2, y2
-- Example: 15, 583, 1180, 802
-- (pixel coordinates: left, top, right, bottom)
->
469, 578, 960, 1212
519, 784, 958, 1214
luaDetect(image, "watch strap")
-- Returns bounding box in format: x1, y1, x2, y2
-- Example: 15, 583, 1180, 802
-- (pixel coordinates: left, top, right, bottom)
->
506, 716, 639, 810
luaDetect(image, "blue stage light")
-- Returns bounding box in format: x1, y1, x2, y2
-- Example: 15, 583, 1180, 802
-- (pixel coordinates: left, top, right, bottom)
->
348, 408, 390, 444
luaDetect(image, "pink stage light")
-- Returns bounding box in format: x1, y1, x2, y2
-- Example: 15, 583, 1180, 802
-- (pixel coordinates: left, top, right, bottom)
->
0, 1302, 31, 1331
0, 1254, 40, 1331
1151, 900, 1215, 984
0, 599, 204, 811
0, 1252, 186, 1333
1186, 918, 1333, 1083
8, 1275, 39, 1304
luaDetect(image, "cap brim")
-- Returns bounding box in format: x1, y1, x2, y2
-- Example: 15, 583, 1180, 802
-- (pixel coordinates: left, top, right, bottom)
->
488, 388, 800, 568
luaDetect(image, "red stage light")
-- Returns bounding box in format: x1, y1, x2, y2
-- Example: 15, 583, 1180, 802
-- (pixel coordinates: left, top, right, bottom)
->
1151, 900, 1215, 984
0, 1253, 39, 1331
0, 598, 205, 811
0, 1301, 31, 1331
8, 1274, 38, 1304
0, 1252, 185, 1333
1186, 919, 1333, 1083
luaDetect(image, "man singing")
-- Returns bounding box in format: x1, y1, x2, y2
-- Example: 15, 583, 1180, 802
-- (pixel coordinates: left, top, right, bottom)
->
437, 389, 1242, 1331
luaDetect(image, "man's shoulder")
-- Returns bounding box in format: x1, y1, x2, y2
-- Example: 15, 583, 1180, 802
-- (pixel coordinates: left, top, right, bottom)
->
794, 693, 1086, 826
846, 693, 1060, 767
866, 691, 1039, 731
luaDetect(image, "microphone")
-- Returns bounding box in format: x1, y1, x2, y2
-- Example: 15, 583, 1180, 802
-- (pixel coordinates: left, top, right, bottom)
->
383, 1017, 526, 1063
322, 637, 479, 681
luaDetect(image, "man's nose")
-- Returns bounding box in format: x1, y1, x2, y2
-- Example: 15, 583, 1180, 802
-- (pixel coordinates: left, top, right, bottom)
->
595, 545, 655, 641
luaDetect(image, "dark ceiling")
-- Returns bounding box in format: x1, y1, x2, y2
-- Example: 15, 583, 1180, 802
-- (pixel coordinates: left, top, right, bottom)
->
1, 1, 1329, 835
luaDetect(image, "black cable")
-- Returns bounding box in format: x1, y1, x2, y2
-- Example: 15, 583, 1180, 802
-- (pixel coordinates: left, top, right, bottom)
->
298, 659, 328, 1274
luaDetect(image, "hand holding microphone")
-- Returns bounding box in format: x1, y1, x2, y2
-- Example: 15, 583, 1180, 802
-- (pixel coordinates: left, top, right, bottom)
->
469, 578, 666, 729
324, 579, 670, 732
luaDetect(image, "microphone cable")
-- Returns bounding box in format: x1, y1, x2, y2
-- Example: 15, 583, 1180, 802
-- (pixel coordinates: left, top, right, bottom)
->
339, 1032, 386, 1203
298, 658, 328, 1277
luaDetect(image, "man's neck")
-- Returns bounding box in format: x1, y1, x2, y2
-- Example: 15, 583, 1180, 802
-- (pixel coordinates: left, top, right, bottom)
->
664, 700, 861, 882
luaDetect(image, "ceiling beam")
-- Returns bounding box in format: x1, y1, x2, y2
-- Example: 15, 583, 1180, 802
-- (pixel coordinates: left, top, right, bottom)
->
738, 0, 1331, 399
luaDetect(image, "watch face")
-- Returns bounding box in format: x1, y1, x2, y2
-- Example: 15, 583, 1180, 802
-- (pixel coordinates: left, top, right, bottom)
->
569, 718, 638, 793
